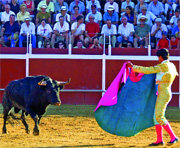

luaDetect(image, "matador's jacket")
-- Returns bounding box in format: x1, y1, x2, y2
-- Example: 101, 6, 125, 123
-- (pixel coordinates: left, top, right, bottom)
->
132, 60, 178, 125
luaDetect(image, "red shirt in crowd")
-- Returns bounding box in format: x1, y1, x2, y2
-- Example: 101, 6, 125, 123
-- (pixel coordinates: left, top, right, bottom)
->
170, 38, 178, 49
85, 22, 100, 38
157, 38, 169, 49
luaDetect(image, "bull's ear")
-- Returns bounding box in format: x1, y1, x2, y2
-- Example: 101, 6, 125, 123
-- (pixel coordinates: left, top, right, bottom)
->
57, 78, 71, 86
38, 79, 47, 86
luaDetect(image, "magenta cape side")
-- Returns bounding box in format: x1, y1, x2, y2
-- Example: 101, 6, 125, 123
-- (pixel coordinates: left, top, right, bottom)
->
94, 63, 129, 111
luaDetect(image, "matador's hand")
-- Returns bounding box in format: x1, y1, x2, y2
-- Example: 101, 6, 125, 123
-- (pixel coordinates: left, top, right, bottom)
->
126, 61, 133, 68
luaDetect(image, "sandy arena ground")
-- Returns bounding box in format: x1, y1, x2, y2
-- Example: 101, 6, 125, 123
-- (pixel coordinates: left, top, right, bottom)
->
0, 114, 180, 148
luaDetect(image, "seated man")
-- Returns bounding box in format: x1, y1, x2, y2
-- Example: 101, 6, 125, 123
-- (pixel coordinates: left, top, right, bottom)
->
104, 0, 119, 13
19, 17, 36, 48
1, 4, 15, 24
51, 16, 69, 48
37, 0, 54, 14
37, 19, 53, 48
73, 40, 86, 48
151, 18, 168, 49
84, 14, 100, 47
36, 4, 51, 27
117, 16, 134, 47
54, 0, 68, 14
69, 0, 85, 15
71, 15, 85, 46
99, 19, 117, 48
55, 6, 70, 23
1, 14, 20, 47
134, 15, 150, 48
103, 5, 119, 26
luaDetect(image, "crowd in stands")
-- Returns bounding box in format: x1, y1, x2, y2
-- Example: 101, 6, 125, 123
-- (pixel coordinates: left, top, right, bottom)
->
0, 0, 179, 49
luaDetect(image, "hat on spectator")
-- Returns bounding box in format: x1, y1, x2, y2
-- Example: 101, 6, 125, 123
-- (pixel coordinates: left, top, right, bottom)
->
162, 31, 167, 35
41, 4, 47, 9
20, 3, 26, 9
138, 15, 148, 22
61, 6, 67, 11
108, 5, 114, 11
155, 18, 162, 22
141, 5, 147, 10
24, 16, 31, 21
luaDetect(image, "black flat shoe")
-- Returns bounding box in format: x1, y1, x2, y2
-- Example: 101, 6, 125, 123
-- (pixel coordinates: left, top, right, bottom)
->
149, 142, 164, 146
168, 137, 179, 145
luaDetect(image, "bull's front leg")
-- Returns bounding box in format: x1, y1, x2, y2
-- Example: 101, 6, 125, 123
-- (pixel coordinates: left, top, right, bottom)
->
21, 111, 30, 134
27, 108, 39, 136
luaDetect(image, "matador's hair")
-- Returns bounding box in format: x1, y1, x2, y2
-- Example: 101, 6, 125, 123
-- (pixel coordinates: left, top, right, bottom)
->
156, 48, 169, 60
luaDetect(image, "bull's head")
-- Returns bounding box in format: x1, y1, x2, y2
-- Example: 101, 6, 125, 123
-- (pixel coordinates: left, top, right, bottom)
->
38, 78, 71, 106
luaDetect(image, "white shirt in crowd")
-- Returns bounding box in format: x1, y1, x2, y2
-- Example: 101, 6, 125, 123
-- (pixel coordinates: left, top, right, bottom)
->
55, 13, 70, 22
170, 15, 180, 26
104, 2, 119, 13
37, 24, 53, 38
151, 23, 168, 38
86, 0, 101, 12
118, 23, 134, 37
20, 22, 35, 35
85, 12, 102, 23
1, 10, 15, 23
71, 22, 85, 36
53, 21, 69, 33
101, 24, 117, 36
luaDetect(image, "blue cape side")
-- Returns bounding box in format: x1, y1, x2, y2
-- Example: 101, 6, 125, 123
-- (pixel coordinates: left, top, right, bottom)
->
95, 74, 157, 137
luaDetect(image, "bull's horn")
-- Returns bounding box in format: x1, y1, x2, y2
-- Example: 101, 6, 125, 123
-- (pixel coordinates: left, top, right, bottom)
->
57, 78, 71, 85
38, 79, 47, 86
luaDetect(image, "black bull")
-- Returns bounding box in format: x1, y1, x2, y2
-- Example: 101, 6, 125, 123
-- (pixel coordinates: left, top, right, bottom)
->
2, 75, 70, 135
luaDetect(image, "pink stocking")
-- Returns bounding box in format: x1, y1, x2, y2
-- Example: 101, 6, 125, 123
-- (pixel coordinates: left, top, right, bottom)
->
155, 124, 163, 143
162, 122, 176, 141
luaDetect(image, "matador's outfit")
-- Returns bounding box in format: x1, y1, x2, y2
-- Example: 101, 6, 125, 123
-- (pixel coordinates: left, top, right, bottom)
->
133, 60, 178, 125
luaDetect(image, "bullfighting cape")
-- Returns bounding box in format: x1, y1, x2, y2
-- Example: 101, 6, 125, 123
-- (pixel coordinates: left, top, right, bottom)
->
94, 63, 157, 137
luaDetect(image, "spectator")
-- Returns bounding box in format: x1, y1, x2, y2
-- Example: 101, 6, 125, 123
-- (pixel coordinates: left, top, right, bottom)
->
156, 31, 169, 49
148, 0, 165, 22
121, 0, 135, 13
123, 6, 137, 25
99, 19, 117, 48
70, 5, 82, 24
17, 4, 30, 25
71, 15, 85, 46
37, 0, 54, 14
168, 9, 180, 33
169, 35, 179, 49
172, 19, 180, 39
164, 0, 178, 16
19, 16, 36, 48
57, 40, 66, 49
127, 41, 134, 48
74, 40, 86, 48
44, 39, 51, 48
1, 4, 15, 24
1, 14, 20, 47
69, 0, 85, 15
23, 0, 34, 18
134, 0, 148, 15
117, 16, 134, 48
0, 0, 11, 5
36, 4, 51, 27
151, 18, 168, 48
85, 5, 102, 26
137, 5, 156, 27
104, 0, 119, 13
84, 14, 100, 47
103, 5, 119, 26
37, 19, 53, 48
89, 37, 102, 49
134, 15, 150, 48
10, 0, 20, 14
51, 16, 69, 48
54, 0, 68, 14
86, 0, 101, 13
55, 6, 70, 23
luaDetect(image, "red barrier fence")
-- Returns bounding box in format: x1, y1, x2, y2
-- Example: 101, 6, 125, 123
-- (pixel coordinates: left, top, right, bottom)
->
0, 47, 179, 107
